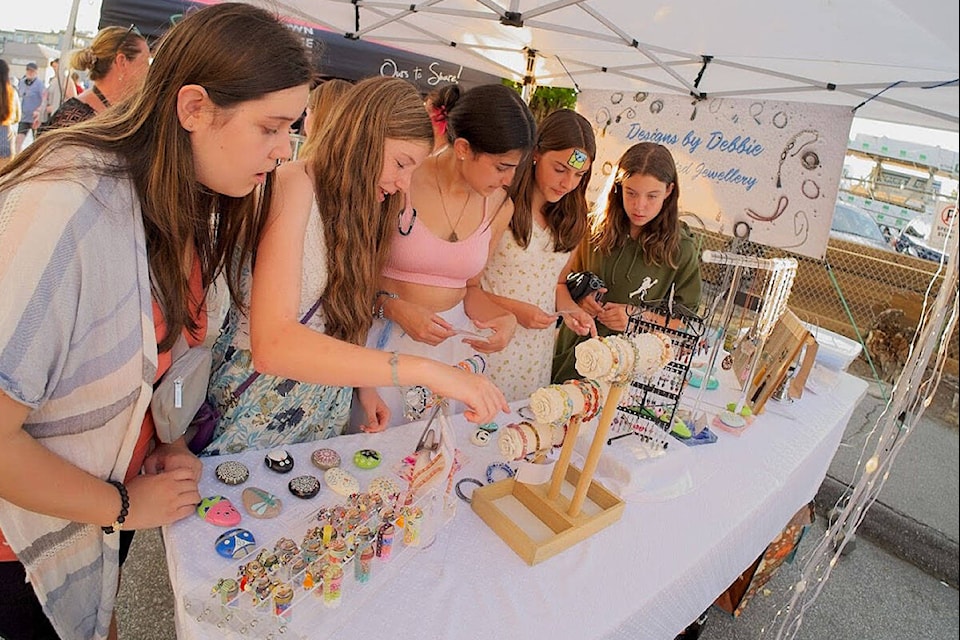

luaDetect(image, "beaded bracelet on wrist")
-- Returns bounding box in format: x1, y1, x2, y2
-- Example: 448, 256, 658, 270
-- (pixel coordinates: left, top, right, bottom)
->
102, 479, 129, 535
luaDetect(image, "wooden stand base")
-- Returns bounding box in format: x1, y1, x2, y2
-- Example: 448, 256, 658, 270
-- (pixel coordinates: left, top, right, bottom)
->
471, 464, 624, 565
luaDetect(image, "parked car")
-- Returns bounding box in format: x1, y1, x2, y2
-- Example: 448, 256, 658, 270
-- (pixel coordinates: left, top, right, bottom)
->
894, 218, 949, 263
829, 202, 893, 251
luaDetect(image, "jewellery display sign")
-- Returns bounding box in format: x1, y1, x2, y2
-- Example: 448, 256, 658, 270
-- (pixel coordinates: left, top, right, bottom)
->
576, 91, 854, 260
730, 308, 817, 414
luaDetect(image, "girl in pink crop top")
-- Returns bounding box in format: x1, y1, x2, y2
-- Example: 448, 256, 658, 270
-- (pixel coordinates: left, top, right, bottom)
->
382, 198, 493, 288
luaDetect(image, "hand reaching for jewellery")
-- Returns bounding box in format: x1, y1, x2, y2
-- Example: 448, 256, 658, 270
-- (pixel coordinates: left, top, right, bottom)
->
595, 301, 632, 333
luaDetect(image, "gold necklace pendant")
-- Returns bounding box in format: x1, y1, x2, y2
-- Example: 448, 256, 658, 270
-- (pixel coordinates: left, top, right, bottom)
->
435, 156, 470, 243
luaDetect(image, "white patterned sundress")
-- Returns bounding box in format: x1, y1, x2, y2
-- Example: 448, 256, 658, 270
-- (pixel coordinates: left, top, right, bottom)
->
202, 200, 352, 456
480, 224, 572, 402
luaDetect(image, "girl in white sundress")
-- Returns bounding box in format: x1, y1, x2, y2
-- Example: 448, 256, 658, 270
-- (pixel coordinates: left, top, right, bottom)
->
479, 109, 598, 402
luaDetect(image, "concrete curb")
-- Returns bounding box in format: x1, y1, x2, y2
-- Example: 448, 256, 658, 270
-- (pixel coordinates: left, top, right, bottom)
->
816, 474, 959, 589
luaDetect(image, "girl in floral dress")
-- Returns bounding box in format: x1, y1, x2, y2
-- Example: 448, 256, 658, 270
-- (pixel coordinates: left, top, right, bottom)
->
479, 109, 597, 401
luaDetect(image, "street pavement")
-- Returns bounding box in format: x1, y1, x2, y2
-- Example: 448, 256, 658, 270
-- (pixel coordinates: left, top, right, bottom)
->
114, 370, 960, 640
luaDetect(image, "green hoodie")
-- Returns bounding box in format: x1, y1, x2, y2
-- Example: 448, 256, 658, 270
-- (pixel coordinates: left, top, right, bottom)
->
552, 222, 702, 383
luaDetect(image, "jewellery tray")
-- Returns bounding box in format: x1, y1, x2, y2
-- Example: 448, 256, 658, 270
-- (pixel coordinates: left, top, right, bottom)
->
471, 462, 623, 566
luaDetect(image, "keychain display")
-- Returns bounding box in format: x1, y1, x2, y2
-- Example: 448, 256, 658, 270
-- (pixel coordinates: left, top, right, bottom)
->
184, 481, 443, 638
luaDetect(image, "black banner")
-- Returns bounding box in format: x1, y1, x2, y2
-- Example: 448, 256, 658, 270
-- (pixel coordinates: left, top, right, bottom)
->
98, 0, 502, 93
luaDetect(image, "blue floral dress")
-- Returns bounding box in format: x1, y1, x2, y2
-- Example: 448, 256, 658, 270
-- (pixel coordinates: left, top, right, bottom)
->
201, 200, 351, 456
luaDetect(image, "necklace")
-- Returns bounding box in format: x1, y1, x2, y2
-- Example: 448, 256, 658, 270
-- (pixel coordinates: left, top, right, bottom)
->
92, 85, 111, 109
434, 158, 471, 242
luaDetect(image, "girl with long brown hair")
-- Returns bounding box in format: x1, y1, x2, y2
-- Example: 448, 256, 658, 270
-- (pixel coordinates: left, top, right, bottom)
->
203, 76, 508, 454
480, 108, 597, 401
0, 4, 313, 638
552, 142, 702, 383
369, 83, 536, 426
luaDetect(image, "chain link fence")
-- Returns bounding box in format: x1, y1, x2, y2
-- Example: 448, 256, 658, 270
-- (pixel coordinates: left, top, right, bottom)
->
687, 227, 959, 379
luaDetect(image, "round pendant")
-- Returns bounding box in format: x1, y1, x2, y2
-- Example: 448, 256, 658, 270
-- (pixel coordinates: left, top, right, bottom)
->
311, 448, 341, 471
241, 487, 283, 519
264, 449, 295, 473
353, 449, 382, 469
215, 461, 249, 486
288, 475, 321, 499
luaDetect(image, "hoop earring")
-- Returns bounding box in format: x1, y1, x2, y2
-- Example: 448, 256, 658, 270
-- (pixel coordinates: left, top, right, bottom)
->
398, 207, 417, 236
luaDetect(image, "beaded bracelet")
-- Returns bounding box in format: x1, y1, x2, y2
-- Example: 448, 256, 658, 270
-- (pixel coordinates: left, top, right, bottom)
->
485, 462, 515, 484
102, 479, 129, 534
374, 291, 398, 320
600, 336, 621, 379
547, 384, 575, 423
512, 423, 530, 456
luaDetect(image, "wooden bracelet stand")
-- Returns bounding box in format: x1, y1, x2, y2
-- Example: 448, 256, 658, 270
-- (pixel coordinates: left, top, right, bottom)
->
471, 382, 626, 566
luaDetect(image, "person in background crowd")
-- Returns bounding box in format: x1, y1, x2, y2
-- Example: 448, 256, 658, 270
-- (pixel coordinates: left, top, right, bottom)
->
368, 83, 535, 427
298, 77, 352, 160
552, 142, 702, 383
15, 62, 43, 153
480, 109, 597, 401
40, 24, 150, 133
0, 59, 21, 170
424, 83, 459, 154
40, 58, 64, 124
65, 70, 84, 99
0, 4, 312, 639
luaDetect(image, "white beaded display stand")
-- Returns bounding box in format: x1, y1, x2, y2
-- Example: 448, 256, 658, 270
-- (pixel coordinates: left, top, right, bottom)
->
472, 335, 663, 565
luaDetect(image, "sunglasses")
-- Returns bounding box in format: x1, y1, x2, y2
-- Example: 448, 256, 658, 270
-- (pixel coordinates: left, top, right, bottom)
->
115, 23, 143, 56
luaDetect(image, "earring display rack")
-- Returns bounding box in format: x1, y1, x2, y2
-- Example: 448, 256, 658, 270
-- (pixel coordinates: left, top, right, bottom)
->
609, 300, 706, 448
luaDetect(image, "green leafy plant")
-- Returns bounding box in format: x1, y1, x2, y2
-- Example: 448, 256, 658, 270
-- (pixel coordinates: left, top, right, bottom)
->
503, 80, 578, 122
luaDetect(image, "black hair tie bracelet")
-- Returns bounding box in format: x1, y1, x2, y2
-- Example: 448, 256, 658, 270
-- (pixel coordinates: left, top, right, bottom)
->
455, 478, 484, 504
102, 479, 129, 534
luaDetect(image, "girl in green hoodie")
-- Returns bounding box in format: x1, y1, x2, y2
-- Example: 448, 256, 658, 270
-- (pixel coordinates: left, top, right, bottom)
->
552, 142, 702, 383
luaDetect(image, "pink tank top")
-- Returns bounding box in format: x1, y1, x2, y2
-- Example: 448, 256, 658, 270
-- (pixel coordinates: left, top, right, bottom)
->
383, 199, 493, 288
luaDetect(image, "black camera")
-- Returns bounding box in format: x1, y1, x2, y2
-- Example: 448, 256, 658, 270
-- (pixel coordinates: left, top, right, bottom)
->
566, 271, 606, 304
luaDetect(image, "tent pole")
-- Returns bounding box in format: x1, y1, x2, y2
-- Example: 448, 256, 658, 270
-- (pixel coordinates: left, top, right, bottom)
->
58, 0, 81, 63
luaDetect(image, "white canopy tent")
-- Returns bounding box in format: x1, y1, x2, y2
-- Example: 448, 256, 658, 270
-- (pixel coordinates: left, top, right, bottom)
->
253, 0, 959, 132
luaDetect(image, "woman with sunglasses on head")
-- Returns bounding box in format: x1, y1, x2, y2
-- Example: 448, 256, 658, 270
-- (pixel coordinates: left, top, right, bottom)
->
552, 142, 702, 384
39, 24, 150, 133
0, 5, 312, 639
479, 109, 598, 402
201, 76, 508, 455
369, 83, 536, 426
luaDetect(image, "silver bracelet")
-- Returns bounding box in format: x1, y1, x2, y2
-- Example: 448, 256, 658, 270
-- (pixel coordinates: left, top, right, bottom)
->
389, 351, 401, 387
374, 290, 398, 320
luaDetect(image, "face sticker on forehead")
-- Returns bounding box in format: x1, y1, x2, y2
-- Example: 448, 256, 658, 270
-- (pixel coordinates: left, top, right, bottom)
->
567, 149, 588, 170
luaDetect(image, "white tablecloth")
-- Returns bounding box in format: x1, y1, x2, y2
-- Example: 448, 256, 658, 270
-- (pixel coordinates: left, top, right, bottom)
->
164, 370, 867, 640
